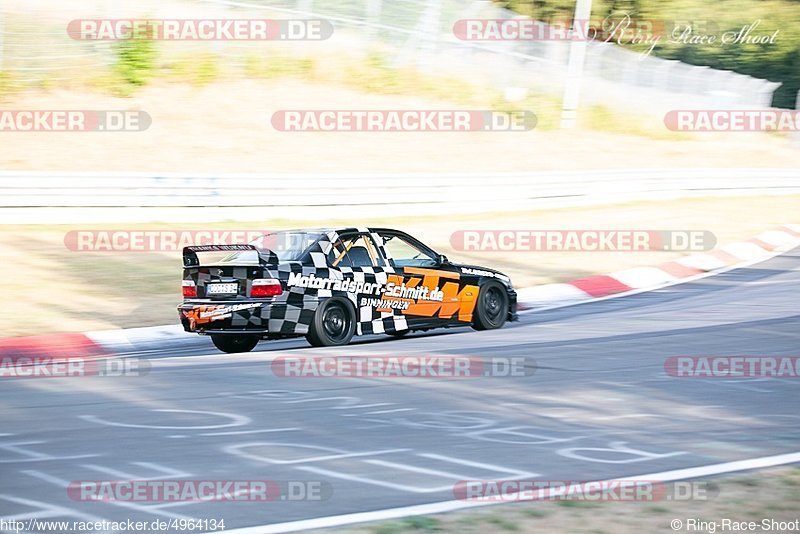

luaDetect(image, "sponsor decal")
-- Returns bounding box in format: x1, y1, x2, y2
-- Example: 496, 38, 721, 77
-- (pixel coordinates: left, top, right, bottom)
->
182, 303, 260, 329
286, 273, 445, 302
461, 267, 511, 282
187, 244, 256, 252
359, 297, 410, 310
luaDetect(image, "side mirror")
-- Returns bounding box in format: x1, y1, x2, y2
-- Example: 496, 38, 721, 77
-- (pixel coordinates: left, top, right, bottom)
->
437, 254, 449, 265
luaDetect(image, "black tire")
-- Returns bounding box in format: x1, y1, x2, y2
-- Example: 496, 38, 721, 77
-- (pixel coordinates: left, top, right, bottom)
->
306, 299, 356, 347
472, 281, 509, 331
211, 334, 260, 353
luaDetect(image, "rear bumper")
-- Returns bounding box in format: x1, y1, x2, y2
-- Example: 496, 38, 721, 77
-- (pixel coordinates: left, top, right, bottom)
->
178, 299, 314, 335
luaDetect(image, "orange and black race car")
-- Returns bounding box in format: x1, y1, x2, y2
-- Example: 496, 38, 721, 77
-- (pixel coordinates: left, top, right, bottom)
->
178, 227, 517, 352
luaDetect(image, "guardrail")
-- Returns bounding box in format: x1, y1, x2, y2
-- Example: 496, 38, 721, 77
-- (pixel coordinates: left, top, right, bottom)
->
1, 168, 798, 223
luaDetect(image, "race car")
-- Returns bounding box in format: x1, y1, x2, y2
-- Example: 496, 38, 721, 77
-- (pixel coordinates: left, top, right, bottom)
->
178, 227, 517, 352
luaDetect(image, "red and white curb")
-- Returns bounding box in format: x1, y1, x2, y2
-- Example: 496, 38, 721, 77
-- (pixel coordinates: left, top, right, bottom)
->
516, 224, 800, 310
1, 225, 799, 358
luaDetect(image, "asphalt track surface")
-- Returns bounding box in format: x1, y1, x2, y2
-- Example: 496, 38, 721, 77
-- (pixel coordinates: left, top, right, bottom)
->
1, 247, 799, 532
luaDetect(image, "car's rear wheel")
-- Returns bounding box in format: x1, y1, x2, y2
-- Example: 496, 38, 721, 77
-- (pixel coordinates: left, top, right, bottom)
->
472, 281, 508, 330
211, 334, 260, 353
307, 299, 355, 347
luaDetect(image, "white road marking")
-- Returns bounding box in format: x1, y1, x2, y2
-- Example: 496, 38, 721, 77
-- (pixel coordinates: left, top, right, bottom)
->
80, 462, 190, 481
592, 413, 664, 421
296, 465, 457, 494
363, 460, 475, 480
333, 403, 396, 410
465, 426, 585, 445
0, 441, 99, 463
557, 441, 686, 463
0, 493, 105, 523
200, 427, 300, 436
224, 442, 410, 465
218, 451, 800, 534
21, 470, 199, 521
344, 408, 416, 416
79, 409, 251, 430
418, 453, 539, 475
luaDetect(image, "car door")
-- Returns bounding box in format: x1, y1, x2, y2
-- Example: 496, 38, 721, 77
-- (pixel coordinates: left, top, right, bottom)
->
375, 230, 479, 328
325, 230, 400, 335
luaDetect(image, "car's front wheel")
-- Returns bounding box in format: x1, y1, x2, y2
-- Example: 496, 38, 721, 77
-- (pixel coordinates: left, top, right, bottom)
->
211, 334, 261, 353
472, 281, 508, 330
307, 299, 356, 347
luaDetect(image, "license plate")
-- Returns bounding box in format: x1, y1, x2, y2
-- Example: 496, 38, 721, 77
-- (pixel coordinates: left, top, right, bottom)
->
207, 283, 238, 295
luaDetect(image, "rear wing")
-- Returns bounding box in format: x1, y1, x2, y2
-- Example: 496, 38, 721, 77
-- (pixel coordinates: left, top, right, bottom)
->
182, 245, 278, 268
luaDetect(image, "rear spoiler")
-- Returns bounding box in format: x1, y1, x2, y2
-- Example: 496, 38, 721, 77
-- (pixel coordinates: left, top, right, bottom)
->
183, 245, 278, 268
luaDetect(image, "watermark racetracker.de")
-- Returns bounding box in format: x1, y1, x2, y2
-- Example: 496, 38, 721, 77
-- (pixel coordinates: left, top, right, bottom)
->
454, 479, 718, 501
665, 356, 800, 378
68, 479, 332, 502
0, 357, 150, 378
64, 230, 272, 252
450, 230, 716, 252
270, 355, 534, 378
0, 111, 150, 132
270, 110, 536, 132
67, 19, 333, 41
664, 110, 800, 132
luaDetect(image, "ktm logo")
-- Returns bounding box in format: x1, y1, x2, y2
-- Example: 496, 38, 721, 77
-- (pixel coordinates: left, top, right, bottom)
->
385, 269, 479, 321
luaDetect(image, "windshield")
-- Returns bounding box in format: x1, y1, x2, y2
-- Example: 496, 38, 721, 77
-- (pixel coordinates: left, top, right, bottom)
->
249, 231, 323, 261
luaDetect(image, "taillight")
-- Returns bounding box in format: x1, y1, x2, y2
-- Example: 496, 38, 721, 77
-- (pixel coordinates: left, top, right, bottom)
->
182, 280, 197, 298
251, 278, 282, 297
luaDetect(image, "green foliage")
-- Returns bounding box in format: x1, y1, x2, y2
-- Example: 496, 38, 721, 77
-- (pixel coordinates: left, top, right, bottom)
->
168, 53, 220, 86
370, 516, 442, 533
112, 33, 157, 89
555, 498, 601, 508
400, 517, 442, 531
0, 71, 13, 97
484, 515, 521, 531
244, 54, 315, 78
499, 0, 800, 108
497, 0, 579, 21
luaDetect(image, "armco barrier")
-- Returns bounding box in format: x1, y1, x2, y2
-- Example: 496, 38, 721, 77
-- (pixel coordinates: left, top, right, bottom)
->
0, 168, 798, 223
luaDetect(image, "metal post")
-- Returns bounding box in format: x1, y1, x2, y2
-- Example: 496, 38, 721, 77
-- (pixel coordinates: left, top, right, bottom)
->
0, 0, 5, 72
297, 0, 313, 15
416, 0, 442, 72
366, 0, 381, 42
560, 0, 593, 129
794, 89, 800, 143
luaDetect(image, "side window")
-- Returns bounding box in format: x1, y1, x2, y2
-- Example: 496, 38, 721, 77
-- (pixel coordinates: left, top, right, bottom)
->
380, 233, 437, 268
328, 234, 385, 268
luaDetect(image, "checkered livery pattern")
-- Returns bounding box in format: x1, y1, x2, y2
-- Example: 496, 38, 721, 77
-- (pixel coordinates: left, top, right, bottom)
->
179, 227, 516, 337
180, 228, 412, 335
